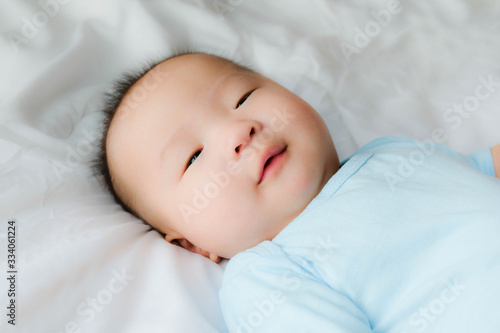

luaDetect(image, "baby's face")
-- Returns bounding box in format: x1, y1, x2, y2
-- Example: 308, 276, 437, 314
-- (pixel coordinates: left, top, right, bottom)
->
107, 54, 339, 261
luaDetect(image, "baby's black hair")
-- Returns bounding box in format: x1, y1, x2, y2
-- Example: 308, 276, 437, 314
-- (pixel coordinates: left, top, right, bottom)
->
92, 50, 254, 221
92, 58, 159, 219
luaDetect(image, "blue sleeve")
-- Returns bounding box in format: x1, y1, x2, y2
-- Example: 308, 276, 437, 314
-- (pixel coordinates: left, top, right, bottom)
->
460, 148, 495, 177
219, 249, 373, 333
434, 145, 495, 177
353, 137, 496, 177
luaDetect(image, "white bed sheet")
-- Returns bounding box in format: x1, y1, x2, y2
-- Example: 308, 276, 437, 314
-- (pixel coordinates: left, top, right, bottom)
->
1, 0, 499, 332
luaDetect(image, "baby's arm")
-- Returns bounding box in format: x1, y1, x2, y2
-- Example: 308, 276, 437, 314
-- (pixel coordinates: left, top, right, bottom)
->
492, 145, 500, 178
220, 253, 373, 332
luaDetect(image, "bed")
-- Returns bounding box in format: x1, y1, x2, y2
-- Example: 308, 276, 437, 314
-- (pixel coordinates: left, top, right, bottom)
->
1, 0, 499, 332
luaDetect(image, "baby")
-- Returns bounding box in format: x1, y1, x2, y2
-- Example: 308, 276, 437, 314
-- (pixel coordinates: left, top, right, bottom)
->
97, 52, 500, 332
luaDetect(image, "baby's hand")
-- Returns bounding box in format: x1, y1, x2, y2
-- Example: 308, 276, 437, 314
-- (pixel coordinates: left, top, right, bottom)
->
492, 145, 500, 179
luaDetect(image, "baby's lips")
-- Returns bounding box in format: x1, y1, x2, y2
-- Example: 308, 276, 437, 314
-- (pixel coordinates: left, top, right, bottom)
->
258, 144, 287, 184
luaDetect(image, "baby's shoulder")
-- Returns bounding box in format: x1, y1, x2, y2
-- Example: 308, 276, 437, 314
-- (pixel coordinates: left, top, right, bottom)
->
354, 136, 420, 154
222, 241, 310, 285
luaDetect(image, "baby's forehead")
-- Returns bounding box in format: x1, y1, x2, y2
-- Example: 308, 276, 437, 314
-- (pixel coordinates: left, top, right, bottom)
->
132, 56, 252, 104
158, 54, 254, 86
145, 53, 250, 81
127, 55, 232, 100
112, 54, 260, 141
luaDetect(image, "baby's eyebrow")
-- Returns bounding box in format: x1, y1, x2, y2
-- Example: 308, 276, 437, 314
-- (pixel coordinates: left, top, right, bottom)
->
205, 71, 244, 100
160, 125, 187, 177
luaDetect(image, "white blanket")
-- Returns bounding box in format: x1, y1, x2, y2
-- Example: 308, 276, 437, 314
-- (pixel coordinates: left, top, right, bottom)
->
1, 0, 499, 332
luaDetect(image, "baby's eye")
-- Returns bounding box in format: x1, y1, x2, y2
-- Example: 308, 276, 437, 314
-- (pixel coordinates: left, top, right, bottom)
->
186, 149, 202, 170
236, 89, 255, 109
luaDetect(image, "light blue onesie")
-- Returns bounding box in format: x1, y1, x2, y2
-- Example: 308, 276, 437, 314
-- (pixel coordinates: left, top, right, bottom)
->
219, 137, 500, 333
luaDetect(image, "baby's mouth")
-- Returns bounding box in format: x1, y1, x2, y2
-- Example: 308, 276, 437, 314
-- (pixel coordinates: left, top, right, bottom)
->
258, 145, 287, 184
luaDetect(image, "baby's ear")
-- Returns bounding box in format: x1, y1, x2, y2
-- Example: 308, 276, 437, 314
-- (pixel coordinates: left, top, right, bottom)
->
165, 235, 220, 263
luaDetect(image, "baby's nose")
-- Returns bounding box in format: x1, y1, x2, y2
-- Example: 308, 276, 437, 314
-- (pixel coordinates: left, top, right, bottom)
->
221, 119, 262, 161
